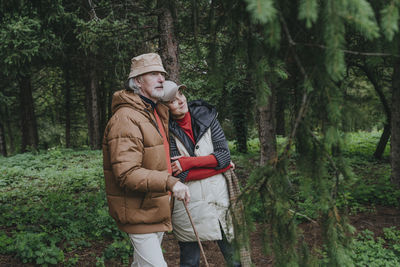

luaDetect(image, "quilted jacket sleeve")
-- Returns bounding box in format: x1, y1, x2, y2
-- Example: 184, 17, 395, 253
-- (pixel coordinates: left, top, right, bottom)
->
106, 111, 178, 193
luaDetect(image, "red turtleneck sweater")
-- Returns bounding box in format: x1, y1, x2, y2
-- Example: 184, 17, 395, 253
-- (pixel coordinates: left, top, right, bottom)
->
175, 112, 230, 181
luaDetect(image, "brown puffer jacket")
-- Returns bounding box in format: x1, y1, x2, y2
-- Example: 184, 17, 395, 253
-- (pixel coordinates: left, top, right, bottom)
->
102, 90, 179, 234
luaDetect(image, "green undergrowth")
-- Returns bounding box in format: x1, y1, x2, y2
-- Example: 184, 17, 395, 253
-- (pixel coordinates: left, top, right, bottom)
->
0, 148, 129, 266
229, 131, 400, 265
229, 130, 398, 218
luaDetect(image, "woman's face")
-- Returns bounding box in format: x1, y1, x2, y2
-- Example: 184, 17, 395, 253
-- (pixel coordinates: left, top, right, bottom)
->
168, 90, 188, 119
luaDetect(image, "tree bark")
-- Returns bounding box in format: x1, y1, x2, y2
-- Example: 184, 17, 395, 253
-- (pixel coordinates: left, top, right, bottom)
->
276, 90, 286, 136
99, 79, 107, 137
85, 67, 101, 150
373, 123, 390, 159
4, 106, 14, 154
391, 58, 400, 188
359, 64, 391, 159
19, 75, 39, 152
157, 0, 180, 82
257, 89, 277, 165
64, 67, 71, 148
0, 120, 7, 156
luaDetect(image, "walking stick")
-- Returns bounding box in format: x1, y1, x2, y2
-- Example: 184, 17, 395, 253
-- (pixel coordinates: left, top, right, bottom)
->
183, 200, 210, 267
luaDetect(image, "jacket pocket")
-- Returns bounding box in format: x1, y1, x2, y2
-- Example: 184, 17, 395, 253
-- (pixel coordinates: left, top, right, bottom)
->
135, 192, 170, 224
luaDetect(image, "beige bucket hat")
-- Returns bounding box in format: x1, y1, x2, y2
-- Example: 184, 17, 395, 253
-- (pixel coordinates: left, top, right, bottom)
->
128, 53, 167, 79
161, 80, 187, 102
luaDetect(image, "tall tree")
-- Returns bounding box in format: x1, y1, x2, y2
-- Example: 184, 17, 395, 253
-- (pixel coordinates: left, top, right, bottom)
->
380, 0, 400, 187
361, 65, 391, 159
158, 0, 180, 82
0, 120, 6, 156
86, 65, 101, 149
0, 1, 61, 152
63, 66, 72, 148
240, 0, 380, 265
392, 57, 400, 187
18, 75, 39, 151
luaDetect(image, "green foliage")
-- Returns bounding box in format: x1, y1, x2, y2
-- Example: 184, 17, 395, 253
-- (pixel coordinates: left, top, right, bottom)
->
322, 0, 379, 80
245, 0, 277, 24
0, 12, 60, 76
0, 16, 42, 66
236, 129, 397, 265
351, 229, 400, 266
380, 1, 400, 41
14, 232, 64, 266
298, 0, 319, 28
75, 17, 130, 56
345, 0, 380, 40
0, 149, 124, 265
323, 1, 346, 81
102, 238, 132, 265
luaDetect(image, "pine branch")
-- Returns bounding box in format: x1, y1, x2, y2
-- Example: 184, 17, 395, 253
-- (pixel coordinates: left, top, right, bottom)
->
297, 42, 400, 58
279, 13, 311, 161
88, 0, 100, 21
308, 129, 341, 199
288, 209, 318, 225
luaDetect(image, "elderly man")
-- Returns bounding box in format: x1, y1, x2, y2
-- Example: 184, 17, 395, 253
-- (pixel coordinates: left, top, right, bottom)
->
102, 53, 190, 267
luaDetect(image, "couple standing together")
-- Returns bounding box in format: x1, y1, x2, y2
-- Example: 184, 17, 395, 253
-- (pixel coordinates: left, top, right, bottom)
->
102, 53, 241, 267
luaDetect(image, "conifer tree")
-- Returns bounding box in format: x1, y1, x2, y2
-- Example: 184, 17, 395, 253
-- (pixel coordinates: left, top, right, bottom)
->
238, 0, 380, 265
380, 0, 400, 188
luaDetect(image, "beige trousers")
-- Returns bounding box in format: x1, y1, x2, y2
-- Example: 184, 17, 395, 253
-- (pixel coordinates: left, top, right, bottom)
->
129, 232, 167, 267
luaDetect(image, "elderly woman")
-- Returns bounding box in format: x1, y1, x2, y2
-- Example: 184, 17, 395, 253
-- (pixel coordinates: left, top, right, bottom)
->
162, 81, 241, 267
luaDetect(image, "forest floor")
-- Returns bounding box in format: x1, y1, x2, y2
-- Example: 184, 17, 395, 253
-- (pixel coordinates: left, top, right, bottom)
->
161, 205, 400, 267
1, 205, 399, 267
0, 140, 398, 266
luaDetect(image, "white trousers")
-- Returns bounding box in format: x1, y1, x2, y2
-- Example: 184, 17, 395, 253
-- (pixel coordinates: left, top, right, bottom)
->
129, 232, 167, 267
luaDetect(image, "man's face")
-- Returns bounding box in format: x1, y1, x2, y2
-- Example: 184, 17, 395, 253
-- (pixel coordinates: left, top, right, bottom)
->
135, 72, 166, 102
167, 89, 188, 120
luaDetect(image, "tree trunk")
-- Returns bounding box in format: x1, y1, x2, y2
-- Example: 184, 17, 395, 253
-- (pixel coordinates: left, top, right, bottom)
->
64, 67, 71, 148
157, 0, 180, 82
107, 88, 112, 121
391, 58, 400, 188
85, 67, 101, 150
19, 75, 39, 152
232, 85, 248, 153
0, 120, 7, 156
276, 90, 286, 136
99, 79, 107, 137
4, 106, 14, 154
257, 88, 277, 165
359, 65, 391, 159
373, 123, 390, 159
90, 68, 101, 149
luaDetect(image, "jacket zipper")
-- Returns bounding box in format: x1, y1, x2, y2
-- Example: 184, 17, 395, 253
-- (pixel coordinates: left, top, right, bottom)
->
144, 108, 162, 138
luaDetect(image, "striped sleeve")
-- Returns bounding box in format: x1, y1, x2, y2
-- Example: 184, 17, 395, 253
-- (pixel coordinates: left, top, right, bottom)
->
169, 135, 189, 182
210, 118, 231, 170
169, 135, 181, 158
176, 170, 189, 183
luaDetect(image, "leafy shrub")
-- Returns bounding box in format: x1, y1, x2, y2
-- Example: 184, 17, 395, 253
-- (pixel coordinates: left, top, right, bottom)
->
0, 149, 123, 264
102, 238, 132, 265
383, 227, 400, 257
0, 232, 13, 254
351, 229, 400, 266
14, 232, 64, 265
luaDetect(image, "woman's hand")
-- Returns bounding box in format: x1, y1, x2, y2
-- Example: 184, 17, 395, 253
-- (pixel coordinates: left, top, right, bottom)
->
230, 161, 235, 170
171, 156, 183, 175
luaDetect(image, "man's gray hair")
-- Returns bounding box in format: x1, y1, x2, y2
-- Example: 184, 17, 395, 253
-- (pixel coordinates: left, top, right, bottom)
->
125, 77, 141, 94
